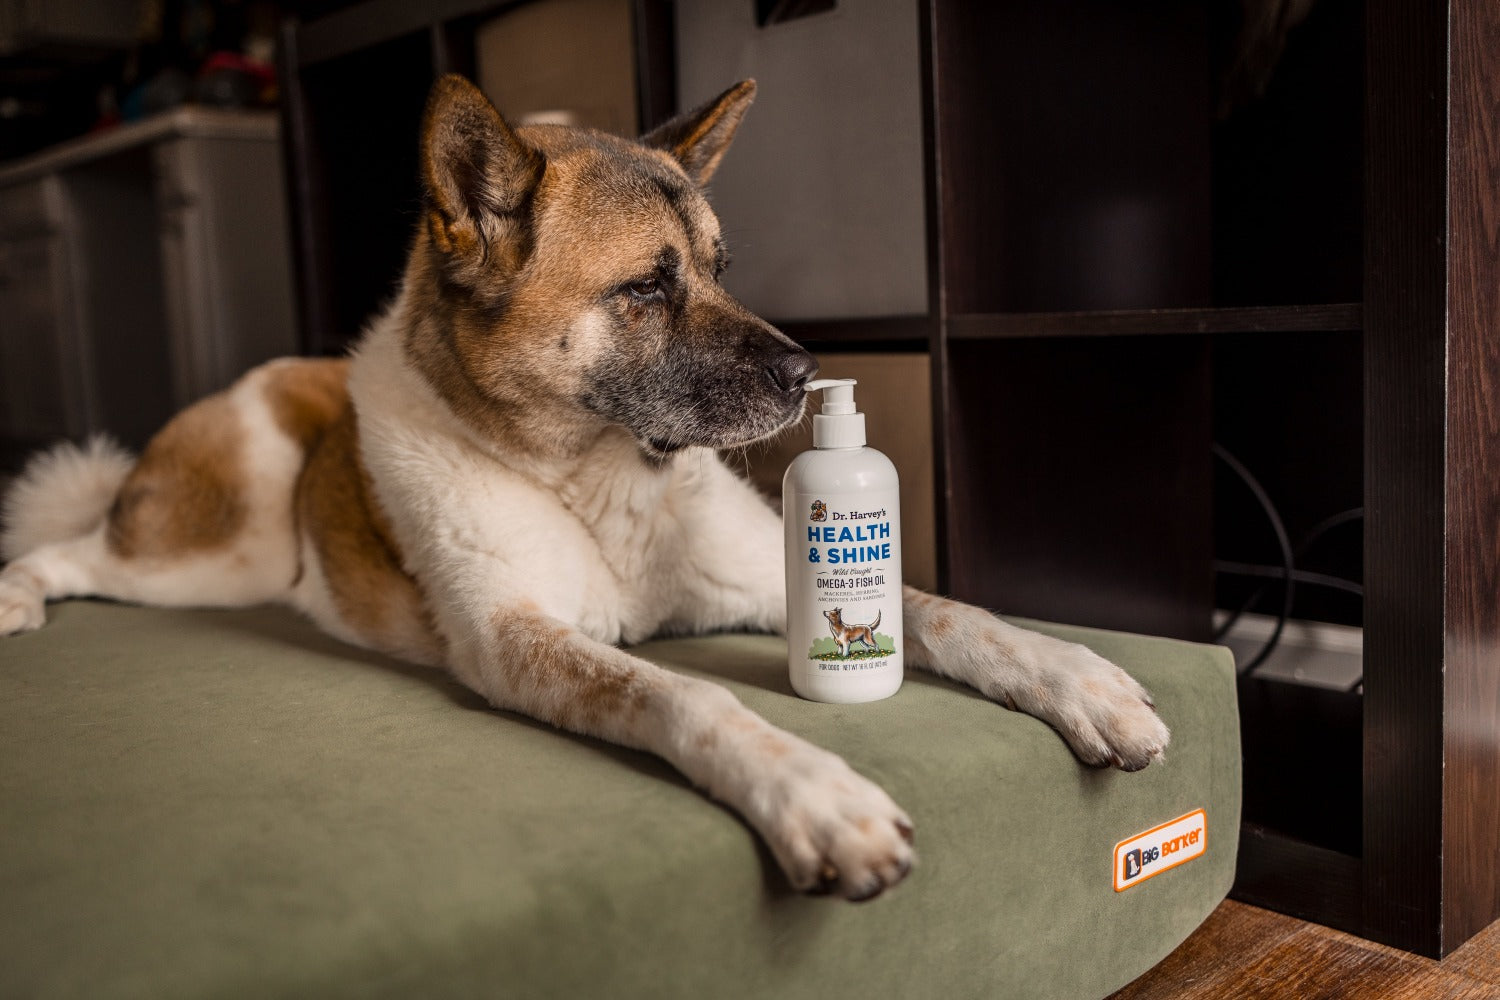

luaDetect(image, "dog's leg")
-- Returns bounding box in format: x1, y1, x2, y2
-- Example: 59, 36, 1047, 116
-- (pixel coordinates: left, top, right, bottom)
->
0, 531, 167, 637
0, 532, 160, 635
454, 605, 914, 900
902, 586, 1168, 770
675, 469, 1166, 768
0, 552, 72, 635
0, 524, 298, 637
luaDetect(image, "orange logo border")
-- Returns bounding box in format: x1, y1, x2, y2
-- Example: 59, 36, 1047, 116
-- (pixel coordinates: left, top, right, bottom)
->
1113, 808, 1207, 892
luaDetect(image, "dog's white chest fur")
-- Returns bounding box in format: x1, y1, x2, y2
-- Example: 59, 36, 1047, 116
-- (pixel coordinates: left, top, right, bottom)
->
344, 307, 785, 649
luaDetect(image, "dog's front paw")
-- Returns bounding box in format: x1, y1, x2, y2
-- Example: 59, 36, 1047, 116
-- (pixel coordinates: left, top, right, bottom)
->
749, 743, 915, 901
1013, 641, 1169, 772
0, 575, 45, 636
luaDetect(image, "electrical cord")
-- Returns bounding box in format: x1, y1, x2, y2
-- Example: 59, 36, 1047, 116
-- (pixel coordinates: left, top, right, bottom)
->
1212, 443, 1365, 674
1214, 506, 1364, 640
1213, 561, 1364, 598
1211, 443, 1295, 672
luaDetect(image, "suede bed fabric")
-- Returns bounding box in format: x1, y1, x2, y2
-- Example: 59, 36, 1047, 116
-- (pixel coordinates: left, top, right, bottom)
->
0, 601, 1239, 1000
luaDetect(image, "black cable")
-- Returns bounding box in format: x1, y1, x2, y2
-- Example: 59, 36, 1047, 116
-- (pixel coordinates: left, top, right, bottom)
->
1213, 561, 1364, 598
1214, 506, 1364, 639
1211, 443, 1295, 673
1299, 507, 1366, 551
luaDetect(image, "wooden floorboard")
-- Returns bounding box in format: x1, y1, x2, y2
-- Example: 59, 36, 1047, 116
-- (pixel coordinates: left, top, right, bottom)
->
1108, 900, 1500, 999
1444, 916, 1500, 988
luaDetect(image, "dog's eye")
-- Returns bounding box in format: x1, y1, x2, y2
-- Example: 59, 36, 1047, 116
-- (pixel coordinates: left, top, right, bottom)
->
628, 278, 662, 299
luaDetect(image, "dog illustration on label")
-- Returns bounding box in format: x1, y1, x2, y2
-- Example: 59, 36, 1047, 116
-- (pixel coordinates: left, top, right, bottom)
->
822, 607, 883, 658
809, 500, 828, 522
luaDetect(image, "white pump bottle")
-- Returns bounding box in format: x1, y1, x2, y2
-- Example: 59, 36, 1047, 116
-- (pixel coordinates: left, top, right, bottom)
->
782, 379, 903, 703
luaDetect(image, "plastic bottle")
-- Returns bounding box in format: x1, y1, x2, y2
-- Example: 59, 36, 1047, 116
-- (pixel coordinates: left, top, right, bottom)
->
783, 379, 903, 703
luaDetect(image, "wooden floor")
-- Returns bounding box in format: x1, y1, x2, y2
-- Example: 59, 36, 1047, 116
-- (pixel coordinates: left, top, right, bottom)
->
1108, 900, 1500, 999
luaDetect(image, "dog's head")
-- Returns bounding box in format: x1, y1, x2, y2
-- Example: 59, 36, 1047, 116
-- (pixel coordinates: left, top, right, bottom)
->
823, 608, 842, 626
408, 75, 816, 461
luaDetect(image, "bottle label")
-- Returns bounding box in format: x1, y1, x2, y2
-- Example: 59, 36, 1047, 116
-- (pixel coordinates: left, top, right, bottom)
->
787, 490, 903, 678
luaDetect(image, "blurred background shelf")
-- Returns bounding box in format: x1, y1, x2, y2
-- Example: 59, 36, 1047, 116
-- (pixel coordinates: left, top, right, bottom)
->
0, 105, 295, 459
947, 304, 1363, 340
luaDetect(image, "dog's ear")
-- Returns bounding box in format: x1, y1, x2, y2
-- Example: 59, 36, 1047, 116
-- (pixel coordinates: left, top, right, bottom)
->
420, 74, 543, 267
641, 80, 756, 186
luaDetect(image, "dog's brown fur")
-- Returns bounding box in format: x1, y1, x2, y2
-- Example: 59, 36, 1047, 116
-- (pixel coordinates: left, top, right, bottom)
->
106, 394, 247, 560
264, 359, 349, 450
296, 404, 442, 666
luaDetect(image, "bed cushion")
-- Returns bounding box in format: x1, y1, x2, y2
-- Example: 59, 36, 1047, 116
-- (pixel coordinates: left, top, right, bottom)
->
0, 601, 1238, 999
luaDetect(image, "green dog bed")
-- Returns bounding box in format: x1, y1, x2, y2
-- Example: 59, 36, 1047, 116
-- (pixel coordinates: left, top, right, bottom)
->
0, 601, 1238, 999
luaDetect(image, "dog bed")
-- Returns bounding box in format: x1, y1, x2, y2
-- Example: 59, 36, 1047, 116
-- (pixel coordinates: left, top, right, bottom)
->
0, 601, 1238, 999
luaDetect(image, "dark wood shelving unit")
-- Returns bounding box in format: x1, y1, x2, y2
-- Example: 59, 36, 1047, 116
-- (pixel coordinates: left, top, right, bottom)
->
771, 315, 931, 353
279, 0, 1499, 958
909, 0, 1499, 960
947, 303, 1363, 340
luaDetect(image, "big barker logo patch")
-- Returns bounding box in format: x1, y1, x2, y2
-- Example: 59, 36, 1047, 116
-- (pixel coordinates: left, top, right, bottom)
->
1113, 809, 1206, 891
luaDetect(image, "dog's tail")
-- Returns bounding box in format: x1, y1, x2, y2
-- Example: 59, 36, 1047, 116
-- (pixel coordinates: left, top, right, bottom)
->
869, 609, 881, 632
1, 436, 134, 562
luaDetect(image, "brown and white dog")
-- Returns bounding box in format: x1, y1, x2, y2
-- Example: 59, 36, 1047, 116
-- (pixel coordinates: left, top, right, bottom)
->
823, 607, 882, 658
0, 76, 1168, 902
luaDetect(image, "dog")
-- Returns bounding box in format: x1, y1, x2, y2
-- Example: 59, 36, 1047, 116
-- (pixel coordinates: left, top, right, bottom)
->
823, 607, 881, 658
0, 75, 1168, 902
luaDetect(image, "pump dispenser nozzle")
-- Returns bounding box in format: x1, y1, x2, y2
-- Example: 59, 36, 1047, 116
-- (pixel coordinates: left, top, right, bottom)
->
805, 378, 865, 448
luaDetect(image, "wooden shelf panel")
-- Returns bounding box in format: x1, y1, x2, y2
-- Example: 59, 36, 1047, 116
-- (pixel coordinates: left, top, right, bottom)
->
775, 315, 933, 351
1233, 824, 1363, 939
774, 304, 1365, 349
295, 0, 513, 68
949, 303, 1363, 339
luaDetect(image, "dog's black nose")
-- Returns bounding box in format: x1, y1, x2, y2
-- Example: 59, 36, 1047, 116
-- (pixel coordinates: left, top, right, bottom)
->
767, 347, 818, 392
